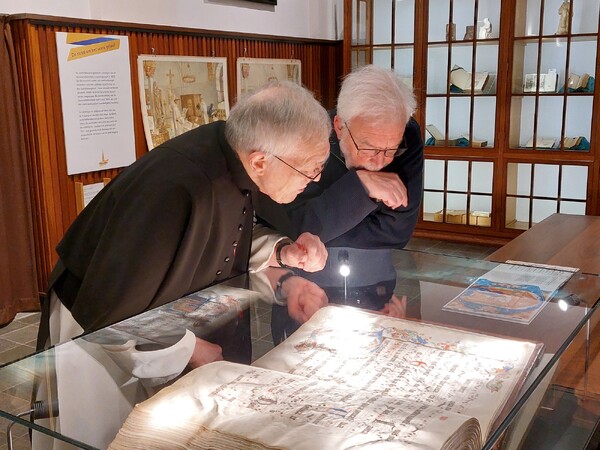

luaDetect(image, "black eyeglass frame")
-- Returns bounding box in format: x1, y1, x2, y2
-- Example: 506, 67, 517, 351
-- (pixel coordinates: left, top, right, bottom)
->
270, 154, 328, 181
344, 121, 407, 158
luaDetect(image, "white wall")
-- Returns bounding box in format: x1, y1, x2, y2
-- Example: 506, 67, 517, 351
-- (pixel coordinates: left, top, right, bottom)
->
0, 0, 343, 41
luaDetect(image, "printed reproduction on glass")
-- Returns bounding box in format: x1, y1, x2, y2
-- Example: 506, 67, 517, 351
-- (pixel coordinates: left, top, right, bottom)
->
443, 263, 575, 324
137, 55, 229, 150
237, 57, 301, 98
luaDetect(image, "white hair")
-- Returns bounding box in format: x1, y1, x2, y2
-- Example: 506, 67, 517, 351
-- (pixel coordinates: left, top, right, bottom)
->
225, 81, 331, 160
336, 65, 417, 126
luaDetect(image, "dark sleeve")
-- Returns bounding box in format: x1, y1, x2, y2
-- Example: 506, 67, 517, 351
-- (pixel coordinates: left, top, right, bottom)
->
292, 118, 424, 249
68, 178, 212, 332
287, 169, 379, 243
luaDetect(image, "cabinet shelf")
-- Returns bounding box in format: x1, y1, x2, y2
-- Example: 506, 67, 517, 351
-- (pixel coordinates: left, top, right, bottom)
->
428, 39, 500, 47
345, 0, 599, 239
514, 34, 598, 42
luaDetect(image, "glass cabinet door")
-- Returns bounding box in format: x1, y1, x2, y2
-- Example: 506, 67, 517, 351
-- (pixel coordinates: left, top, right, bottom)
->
511, 0, 597, 151
351, 0, 416, 86
506, 0, 598, 229
345, 0, 600, 236
425, 0, 500, 148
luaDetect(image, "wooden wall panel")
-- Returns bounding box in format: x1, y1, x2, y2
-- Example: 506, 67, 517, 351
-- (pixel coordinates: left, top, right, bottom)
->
9, 15, 343, 293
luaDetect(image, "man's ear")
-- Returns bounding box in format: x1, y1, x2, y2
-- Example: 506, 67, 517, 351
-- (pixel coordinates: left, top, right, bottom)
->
333, 115, 344, 140
247, 150, 268, 176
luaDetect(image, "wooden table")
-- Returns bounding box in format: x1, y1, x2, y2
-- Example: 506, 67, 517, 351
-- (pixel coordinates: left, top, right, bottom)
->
487, 213, 600, 276
488, 213, 600, 419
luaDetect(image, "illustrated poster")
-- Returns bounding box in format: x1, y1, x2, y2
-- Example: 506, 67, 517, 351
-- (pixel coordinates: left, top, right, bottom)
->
237, 57, 301, 97
138, 55, 229, 150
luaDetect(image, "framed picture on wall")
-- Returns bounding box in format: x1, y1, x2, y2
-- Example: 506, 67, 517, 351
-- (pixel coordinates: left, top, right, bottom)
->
236, 57, 301, 99
137, 55, 229, 150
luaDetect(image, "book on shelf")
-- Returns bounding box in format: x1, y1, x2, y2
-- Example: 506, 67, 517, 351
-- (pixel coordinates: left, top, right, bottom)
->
461, 136, 488, 147
524, 137, 557, 149
110, 306, 543, 450
568, 72, 590, 90
426, 124, 458, 146
450, 65, 489, 92
523, 69, 558, 93
562, 136, 583, 149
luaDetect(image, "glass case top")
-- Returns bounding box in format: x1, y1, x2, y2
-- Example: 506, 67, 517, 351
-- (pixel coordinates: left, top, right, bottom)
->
1, 249, 598, 449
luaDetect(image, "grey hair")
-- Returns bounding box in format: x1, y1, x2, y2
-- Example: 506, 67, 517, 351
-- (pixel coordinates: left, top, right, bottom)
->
225, 81, 331, 160
336, 65, 417, 126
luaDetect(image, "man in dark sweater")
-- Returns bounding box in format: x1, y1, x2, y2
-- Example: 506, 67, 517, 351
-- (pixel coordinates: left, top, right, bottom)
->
256, 65, 424, 342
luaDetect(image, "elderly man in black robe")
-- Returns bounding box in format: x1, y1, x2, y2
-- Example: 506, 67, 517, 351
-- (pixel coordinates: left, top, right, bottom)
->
38, 81, 332, 370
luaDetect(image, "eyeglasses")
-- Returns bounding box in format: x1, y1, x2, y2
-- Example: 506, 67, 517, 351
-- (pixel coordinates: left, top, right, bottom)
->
271, 154, 328, 181
344, 122, 407, 158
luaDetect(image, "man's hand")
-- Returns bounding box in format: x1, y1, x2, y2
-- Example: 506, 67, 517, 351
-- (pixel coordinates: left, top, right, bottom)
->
380, 294, 407, 318
187, 338, 223, 369
280, 232, 328, 272
356, 170, 408, 209
282, 276, 329, 323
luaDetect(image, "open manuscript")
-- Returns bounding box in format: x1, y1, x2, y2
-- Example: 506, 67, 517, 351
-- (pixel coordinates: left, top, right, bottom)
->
110, 306, 542, 450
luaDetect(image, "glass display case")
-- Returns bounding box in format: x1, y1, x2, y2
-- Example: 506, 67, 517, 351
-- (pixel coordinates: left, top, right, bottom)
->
0, 248, 598, 449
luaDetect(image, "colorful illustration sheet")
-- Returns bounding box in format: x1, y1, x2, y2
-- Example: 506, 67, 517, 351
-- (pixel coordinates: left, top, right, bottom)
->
442, 263, 574, 324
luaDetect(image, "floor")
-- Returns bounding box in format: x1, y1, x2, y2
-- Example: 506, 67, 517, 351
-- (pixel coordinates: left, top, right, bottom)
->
0, 237, 597, 449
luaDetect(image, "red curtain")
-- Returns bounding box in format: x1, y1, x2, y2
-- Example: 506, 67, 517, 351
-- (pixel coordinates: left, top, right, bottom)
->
0, 16, 39, 325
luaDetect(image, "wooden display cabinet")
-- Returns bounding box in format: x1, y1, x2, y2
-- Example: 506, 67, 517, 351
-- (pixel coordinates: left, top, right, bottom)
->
343, 0, 600, 244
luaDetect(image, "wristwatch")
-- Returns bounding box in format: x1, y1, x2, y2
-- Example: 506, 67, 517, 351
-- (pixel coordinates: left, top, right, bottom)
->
275, 239, 293, 268
274, 271, 295, 305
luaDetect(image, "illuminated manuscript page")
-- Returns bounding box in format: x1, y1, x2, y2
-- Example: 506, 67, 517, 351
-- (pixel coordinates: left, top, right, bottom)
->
254, 306, 541, 439
110, 361, 481, 450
